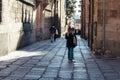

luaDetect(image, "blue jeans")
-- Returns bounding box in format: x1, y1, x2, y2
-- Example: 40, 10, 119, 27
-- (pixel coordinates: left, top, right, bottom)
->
68, 47, 74, 60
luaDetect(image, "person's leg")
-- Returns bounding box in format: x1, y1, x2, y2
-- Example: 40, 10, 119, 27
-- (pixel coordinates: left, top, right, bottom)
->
69, 48, 73, 60
68, 47, 74, 61
68, 48, 70, 60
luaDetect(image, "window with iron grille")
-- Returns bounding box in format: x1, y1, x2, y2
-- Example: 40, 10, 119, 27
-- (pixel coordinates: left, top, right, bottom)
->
0, 0, 2, 22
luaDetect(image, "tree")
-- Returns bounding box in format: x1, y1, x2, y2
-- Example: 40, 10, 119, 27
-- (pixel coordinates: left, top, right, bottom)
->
66, 0, 76, 18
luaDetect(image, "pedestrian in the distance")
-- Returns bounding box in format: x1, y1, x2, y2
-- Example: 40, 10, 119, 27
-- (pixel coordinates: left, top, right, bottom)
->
49, 26, 56, 43
65, 27, 77, 62
54, 28, 58, 41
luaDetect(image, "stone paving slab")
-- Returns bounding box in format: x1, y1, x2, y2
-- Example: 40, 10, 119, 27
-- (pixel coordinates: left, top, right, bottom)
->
0, 36, 120, 80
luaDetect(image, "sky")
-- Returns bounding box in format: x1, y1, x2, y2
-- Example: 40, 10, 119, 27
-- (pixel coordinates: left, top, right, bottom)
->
74, 0, 81, 19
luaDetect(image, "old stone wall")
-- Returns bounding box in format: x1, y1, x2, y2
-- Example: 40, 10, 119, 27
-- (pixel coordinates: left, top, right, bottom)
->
82, 0, 120, 57
35, 1, 52, 41
105, 0, 120, 56
0, 0, 65, 56
58, 0, 66, 35
0, 0, 35, 56
85, 0, 89, 39
42, 4, 52, 40
96, 0, 120, 57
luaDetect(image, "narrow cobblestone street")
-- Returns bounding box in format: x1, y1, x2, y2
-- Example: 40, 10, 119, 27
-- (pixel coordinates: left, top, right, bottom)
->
0, 36, 120, 80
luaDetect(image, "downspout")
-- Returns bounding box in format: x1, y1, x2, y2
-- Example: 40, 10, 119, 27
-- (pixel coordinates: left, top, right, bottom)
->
83, 2, 86, 39
81, 0, 83, 38
83, 1, 86, 39
80, 0, 82, 36
51, 0, 54, 26
53, 0, 56, 26
51, 1, 53, 26
102, 0, 106, 55
60, 0, 61, 36
88, 0, 91, 47
91, 0, 94, 50
81, 0, 84, 38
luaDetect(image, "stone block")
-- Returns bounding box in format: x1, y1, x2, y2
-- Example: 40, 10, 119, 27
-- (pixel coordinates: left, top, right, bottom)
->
0, 33, 8, 56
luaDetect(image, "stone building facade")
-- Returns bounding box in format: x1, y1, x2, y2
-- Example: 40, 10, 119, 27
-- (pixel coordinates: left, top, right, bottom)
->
81, 0, 120, 57
35, 0, 66, 40
35, 0, 53, 41
0, 0, 35, 56
58, 0, 66, 35
0, 0, 66, 56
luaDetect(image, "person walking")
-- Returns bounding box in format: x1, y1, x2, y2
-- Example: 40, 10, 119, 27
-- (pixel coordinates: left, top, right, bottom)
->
65, 27, 77, 62
54, 27, 58, 41
49, 26, 56, 43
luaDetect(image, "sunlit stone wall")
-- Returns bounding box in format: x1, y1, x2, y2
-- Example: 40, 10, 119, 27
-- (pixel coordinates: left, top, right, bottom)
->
0, 0, 35, 56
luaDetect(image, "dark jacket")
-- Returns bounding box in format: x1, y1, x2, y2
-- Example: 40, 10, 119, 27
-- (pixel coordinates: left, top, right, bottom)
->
49, 26, 56, 34
65, 33, 77, 48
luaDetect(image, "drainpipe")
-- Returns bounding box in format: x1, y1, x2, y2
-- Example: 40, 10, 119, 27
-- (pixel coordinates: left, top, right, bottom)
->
91, 0, 94, 50
54, 0, 56, 26
59, 0, 61, 36
88, 0, 91, 47
81, 0, 84, 38
51, 1, 53, 26
102, 0, 106, 55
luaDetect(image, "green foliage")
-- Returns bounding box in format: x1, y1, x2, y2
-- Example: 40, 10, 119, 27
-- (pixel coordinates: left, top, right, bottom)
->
66, 0, 76, 17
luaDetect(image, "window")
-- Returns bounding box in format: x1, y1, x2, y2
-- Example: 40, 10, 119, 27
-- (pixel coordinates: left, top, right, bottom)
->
0, 0, 2, 22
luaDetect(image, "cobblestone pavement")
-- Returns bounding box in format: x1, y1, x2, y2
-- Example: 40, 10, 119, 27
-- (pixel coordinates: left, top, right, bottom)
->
0, 36, 120, 80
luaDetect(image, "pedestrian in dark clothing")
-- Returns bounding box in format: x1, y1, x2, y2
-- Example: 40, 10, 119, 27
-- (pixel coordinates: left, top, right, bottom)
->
65, 27, 77, 62
49, 26, 56, 42
54, 28, 58, 41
